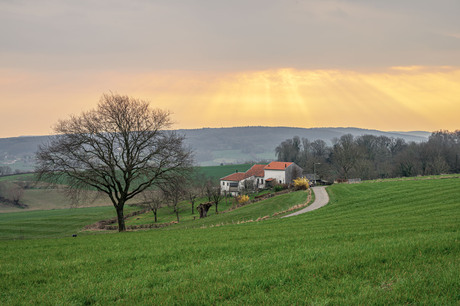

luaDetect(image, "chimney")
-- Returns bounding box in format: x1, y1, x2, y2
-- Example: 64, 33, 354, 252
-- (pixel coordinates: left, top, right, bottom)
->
285, 163, 287, 168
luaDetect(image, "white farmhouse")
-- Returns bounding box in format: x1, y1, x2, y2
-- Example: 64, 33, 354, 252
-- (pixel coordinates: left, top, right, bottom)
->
220, 164, 266, 196
244, 164, 266, 189
220, 162, 302, 195
220, 171, 247, 196
264, 161, 302, 185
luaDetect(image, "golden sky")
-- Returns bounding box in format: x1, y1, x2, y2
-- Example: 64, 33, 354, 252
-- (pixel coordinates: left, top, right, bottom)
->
1, 66, 459, 138
1, 1, 460, 138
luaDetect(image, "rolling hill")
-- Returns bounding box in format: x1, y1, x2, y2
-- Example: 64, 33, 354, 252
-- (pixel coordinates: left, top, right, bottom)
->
0, 127, 430, 171
0, 176, 458, 304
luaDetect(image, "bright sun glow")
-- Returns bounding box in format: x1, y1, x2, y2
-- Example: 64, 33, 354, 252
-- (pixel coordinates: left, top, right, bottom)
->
0, 66, 459, 137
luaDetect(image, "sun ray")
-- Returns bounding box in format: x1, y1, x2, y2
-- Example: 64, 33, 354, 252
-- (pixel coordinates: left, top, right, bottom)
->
0, 66, 459, 137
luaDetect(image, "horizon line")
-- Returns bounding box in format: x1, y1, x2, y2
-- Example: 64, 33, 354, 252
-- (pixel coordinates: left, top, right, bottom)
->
0, 125, 441, 139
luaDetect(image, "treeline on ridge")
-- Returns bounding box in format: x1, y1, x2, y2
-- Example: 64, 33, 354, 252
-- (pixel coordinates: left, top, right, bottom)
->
275, 130, 460, 181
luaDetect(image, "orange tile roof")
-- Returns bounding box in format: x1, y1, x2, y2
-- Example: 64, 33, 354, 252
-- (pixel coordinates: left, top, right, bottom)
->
264, 161, 293, 170
245, 164, 266, 177
220, 172, 247, 181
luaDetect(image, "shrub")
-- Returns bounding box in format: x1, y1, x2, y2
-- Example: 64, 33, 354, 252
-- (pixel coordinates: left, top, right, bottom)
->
237, 195, 250, 205
293, 177, 310, 190
273, 184, 288, 192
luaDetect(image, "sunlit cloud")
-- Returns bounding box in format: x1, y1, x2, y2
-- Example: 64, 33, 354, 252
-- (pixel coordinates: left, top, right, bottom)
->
0, 66, 459, 137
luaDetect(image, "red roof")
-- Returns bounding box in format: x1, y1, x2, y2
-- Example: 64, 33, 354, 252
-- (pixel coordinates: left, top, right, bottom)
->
245, 164, 266, 177
265, 178, 275, 182
264, 161, 293, 170
220, 172, 247, 181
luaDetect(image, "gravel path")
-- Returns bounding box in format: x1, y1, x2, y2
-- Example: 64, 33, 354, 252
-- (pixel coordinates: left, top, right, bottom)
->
281, 186, 329, 218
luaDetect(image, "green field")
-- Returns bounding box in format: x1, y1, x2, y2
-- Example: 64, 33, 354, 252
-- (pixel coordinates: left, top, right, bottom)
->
0, 205, 142, 240
0, 165, 252, 213
195, 163, 253, 180
125, 189, 310, 229
0, 178, 459, 304
0, 187, 309, 239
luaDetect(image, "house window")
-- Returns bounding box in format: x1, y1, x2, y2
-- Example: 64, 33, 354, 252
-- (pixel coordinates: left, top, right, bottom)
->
279, 180, 282, 184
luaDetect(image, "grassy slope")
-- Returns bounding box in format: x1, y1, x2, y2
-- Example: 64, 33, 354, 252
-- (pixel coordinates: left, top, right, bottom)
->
0, 206, 142, 240
125, 190, 310, 229
0, 178, 459, 304
0, 189, 310, 239
0, 164, 252, 213
0, 173, 36, 182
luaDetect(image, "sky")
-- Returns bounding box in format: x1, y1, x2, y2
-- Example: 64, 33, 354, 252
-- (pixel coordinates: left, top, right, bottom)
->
1, 0, 459, 138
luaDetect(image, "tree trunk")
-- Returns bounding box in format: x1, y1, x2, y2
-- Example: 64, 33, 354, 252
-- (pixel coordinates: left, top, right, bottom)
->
153, 208, 157, 223
173, 199, 180, 222
191, 201, 194, 214
116, 206, 126, 232
197, 202, 212, 218
215, 202, 218, 214
197, 205, 204, 218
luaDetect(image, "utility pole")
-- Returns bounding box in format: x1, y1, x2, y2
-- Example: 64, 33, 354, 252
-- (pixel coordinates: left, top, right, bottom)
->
314, 163, 321, 185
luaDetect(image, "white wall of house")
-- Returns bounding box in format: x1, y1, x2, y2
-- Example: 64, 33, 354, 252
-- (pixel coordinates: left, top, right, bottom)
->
254, 177, 265, 189
238, 180, 245, 190
221, 162, 302, 195
220, 180, 231, 193
221, 176, 266, 195
243, 176, 266, 191
264, 169, 286, 184
220, 179, 245, 196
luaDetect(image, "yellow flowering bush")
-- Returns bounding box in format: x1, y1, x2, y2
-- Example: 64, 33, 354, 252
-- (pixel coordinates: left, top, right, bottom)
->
237, 195, 250, 204
293, 177, 310, 190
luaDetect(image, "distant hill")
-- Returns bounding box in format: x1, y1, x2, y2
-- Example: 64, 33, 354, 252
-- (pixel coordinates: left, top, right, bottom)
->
177, 127, 430, 165
0, 127, 430, 171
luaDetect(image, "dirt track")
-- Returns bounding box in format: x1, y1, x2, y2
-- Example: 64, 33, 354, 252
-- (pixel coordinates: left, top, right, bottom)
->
281, 186, 329, 218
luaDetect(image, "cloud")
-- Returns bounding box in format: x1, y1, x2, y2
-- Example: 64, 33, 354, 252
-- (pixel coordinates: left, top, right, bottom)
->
1, 1, 459, 137
1, 0, 459, 71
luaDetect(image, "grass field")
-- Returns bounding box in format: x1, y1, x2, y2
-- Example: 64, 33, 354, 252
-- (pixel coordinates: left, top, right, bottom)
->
195, 163, 253, 180
0, 178, 459, 304
0, 164, 253, 213
0, 205, 142, 240
125, 189, 311, 229
0, 187, 310, 239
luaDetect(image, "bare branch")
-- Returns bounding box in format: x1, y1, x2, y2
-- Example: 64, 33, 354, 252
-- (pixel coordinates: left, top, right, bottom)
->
36, 93, 193, 231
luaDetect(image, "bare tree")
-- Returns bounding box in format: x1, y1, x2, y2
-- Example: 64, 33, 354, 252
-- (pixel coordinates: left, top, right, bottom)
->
311, 139, 329, 160
0, 166, 12, 176
243, 178, 256, 194
331, 134, 362, 179
186, 185, 201, 215
185, 171, 207, 215
141, 189, 167, 223
205, 181, 223, 214
163, 176, 187, 223
275, 136, 301, 163
9, 183, 24, 206
36, 93, 193, 231
394, 142, 421, 177
0, 181, 26, 208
